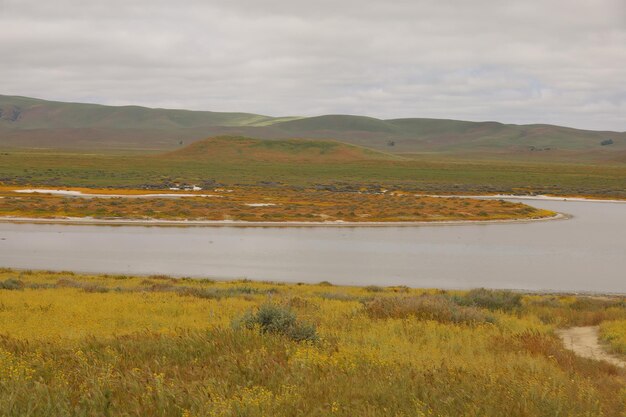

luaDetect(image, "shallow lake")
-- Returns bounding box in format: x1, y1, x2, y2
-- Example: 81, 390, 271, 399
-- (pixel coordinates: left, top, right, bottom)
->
0, 199, 624, 292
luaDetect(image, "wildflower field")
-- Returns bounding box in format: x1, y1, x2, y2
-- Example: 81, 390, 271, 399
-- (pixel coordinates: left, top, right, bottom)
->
601, 320, 626, 355
0, 186, 555, 223
0, 269, 624, 416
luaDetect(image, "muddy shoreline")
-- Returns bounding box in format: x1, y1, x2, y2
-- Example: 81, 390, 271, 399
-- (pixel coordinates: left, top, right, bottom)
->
0, 212, 567, 228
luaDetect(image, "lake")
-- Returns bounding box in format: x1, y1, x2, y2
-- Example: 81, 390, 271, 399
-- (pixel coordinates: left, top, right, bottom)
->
0, 199, 624, 292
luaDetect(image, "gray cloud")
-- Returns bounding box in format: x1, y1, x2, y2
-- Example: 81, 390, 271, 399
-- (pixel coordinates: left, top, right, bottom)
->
1, 0, 624, 130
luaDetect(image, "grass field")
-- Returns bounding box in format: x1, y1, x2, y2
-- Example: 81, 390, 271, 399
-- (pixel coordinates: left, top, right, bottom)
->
0, 270, 626, 417
0, 269, 624, 416
0, 186, 554, 222
1, 140, 625, 198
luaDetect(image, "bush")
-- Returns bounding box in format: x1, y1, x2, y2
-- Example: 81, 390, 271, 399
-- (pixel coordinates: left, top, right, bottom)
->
316, 292, 368, 302
177, 286, 264, 299
81, 283, 110, 293
455, 288, 522, 312
364, 285, 384, 293
365, 295, 494, 324
0, 278, 24, 290
56, 278, 109, 293
235, 303, 318, 343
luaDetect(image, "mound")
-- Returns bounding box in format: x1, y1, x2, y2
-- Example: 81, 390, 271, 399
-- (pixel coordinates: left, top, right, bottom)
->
163, 136, 397, 163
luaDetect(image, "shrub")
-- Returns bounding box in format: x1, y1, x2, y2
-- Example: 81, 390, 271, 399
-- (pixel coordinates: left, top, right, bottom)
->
147, 274, 175, 281
570, 297, 625, 311
389, 285, 410, 293
365, 295, 494, 324
56, 278, 109, 293
364, 285, 384, 293
26, 283, 56, 290
81, 283, 110, 293
235, 303, 318, 343
315, 292, 368, 302
284, 296, 315, 309
56, 278, 82, 288
177, 286, 263, 299
0, 278, 24, 290
455, 288, 522, 312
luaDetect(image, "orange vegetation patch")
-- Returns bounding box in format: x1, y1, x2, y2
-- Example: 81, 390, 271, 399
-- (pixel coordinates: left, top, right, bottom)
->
0, 186, 555, 222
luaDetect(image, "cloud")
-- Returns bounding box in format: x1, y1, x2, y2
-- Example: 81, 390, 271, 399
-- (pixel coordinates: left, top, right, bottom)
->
0, 0, 624, 130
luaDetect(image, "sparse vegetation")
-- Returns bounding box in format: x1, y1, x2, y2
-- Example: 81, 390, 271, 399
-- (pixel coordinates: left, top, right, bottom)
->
0, 186, 556, 222
364, 294, 495, 324
0, 145, 624, 199
454, 288, 523, 311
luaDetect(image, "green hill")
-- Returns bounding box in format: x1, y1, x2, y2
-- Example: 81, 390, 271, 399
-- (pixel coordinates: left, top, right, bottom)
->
0, 94, 286, 129
1, 94, 624, 163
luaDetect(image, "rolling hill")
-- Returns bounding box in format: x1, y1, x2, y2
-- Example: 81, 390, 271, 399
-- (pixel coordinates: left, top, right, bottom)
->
1, 94, 625, 162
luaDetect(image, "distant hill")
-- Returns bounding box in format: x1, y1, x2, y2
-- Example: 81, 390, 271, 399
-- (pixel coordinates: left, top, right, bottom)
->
1, 94, 625, 163
0, 94, 293, 129
164, 136, 398, 163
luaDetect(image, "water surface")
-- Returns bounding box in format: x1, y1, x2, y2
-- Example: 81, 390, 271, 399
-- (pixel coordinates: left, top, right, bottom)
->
0, 200, 624, 292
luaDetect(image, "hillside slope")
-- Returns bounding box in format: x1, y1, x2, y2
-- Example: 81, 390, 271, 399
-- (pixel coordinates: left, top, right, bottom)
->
0, 94, 289, 129
1, 94, 624, 162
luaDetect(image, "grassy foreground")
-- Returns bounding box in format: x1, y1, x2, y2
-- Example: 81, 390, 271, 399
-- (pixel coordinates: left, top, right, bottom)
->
0, 270, 624, 416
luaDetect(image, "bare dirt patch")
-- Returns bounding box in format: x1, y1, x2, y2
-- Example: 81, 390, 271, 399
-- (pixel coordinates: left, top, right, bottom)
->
556, 326, 626, 368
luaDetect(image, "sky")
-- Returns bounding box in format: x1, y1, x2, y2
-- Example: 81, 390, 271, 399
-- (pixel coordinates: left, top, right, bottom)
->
1, 0, 625, 131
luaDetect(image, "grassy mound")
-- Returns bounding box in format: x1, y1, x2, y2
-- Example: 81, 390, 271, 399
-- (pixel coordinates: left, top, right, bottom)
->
163, 136, 397, 163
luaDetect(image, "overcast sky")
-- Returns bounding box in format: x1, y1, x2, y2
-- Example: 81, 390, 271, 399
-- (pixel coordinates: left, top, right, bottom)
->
1, 0, 625, 130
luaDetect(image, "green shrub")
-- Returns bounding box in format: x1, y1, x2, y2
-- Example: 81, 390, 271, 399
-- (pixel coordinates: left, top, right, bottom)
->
315, 292, 369, 302
455, 288, 522, 312
235, 303, 318, 343
365, 295, 494, 324
81, 283, 110, 293
56, 278, 109, 293
570, 297, 625, 311
0, 278, 24, 290
177, 286, 264, 299
364, 285, 384, 293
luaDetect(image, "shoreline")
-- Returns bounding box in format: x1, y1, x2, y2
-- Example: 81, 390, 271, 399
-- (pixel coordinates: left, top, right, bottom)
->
0, 266, 622, 296
417, 194, 626, 204
0, 212, 567, 227
3, 188, 625, 203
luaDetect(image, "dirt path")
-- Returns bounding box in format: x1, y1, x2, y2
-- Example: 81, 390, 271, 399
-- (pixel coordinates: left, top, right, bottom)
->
556, 326, 626, 368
